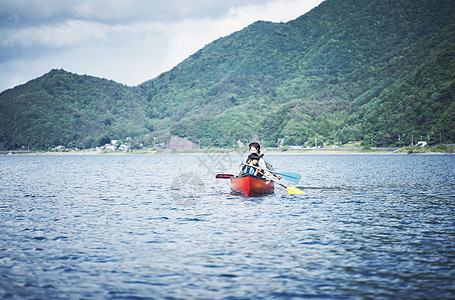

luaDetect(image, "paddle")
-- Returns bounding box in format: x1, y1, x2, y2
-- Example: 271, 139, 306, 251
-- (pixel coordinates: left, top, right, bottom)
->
274, 171, 301, 183
249, 165, 304, 194
238, 164, 301, 183
215, 173, 235, 179
266, 175, 304, 195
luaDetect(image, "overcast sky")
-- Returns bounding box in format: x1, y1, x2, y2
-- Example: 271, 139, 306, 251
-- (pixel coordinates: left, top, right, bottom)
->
0, 0, 324, 93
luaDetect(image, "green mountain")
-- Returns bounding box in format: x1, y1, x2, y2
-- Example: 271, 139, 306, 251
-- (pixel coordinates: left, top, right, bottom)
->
1, 0, 454, 150
0, 71, 152, 149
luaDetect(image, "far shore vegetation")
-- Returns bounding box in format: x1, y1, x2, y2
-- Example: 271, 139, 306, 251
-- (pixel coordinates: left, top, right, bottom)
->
2, 143, 454, 155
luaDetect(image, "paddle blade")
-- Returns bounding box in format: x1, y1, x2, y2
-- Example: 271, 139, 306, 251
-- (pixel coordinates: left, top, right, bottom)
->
277, 172, 301, 183
287, 186, 304, 195
216, 174, 235, 179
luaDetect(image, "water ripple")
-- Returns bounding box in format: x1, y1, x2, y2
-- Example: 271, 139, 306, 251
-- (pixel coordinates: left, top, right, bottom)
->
0, 154, 454, 299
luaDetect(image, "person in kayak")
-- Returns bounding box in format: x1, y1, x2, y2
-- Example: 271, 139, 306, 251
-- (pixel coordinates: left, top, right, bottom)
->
239, 142, 281, 179
241, 153, 265, 177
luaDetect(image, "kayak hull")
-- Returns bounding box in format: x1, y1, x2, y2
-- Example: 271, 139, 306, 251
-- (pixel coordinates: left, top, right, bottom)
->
230, 174, 274, 196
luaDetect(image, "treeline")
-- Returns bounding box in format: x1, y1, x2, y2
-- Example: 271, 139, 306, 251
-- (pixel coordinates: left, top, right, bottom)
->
0, 0, 454, 150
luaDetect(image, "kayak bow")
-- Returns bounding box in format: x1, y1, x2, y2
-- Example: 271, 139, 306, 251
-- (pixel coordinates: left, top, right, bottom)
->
230, 174, 274, 196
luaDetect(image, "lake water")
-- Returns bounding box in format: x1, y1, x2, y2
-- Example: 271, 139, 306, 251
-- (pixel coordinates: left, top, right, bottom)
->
1, 153, 454, 299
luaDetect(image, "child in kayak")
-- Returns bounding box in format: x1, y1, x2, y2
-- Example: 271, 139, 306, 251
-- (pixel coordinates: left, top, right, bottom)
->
241, 153, 266, 177
239, 142, 281, 179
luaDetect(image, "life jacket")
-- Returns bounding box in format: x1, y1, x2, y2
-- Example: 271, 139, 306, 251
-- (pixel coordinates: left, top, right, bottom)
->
242, 158, 262, 176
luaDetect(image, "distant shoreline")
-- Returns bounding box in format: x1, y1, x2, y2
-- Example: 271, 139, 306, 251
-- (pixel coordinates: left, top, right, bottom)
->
2, 146, 454, 156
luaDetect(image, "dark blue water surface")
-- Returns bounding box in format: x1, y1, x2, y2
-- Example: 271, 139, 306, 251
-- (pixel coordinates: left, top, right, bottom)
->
1, 153, 454, 299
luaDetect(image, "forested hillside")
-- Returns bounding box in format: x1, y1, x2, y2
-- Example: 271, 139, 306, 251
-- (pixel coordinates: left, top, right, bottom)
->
0, 70, 152, 149
1, 0, 454, 150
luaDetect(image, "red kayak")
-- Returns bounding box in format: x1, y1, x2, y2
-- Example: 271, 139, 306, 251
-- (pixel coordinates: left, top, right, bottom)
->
230, 174, 274, 196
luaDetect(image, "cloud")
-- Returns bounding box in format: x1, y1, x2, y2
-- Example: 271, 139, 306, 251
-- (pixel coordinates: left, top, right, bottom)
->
228, 0, 323, 23
0, 0, 324, 92
3, 20, 107, 48
159, 0, 323, 73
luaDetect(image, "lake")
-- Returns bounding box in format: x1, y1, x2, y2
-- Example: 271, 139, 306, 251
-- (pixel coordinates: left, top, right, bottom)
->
1, 153, 454, 299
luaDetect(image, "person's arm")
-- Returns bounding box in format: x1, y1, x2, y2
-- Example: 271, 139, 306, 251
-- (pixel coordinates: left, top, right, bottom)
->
259, 157, 281, 179
239, 157, 248, 173
257, 159, 271, 177
258, 158, 267, 169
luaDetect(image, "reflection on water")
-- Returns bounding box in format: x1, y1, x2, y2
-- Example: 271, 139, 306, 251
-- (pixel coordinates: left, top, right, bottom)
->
0, 154, 454, 299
